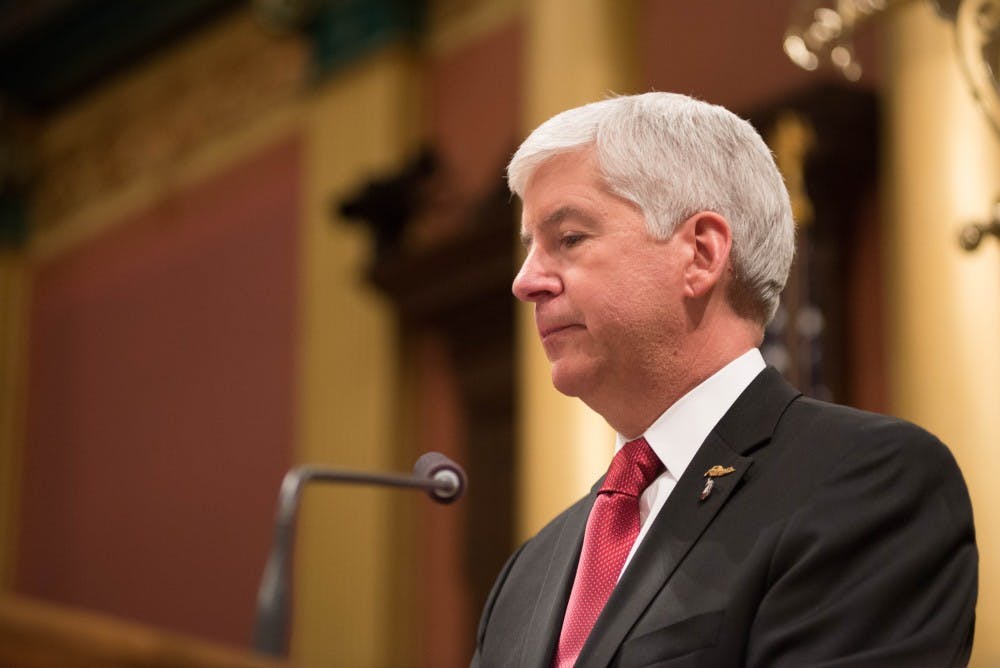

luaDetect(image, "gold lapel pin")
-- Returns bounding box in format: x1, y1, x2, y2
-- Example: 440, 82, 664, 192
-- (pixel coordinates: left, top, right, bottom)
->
700, 465, 736, 501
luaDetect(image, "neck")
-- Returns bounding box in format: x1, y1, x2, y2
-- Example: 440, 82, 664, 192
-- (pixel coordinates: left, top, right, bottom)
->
588, 319, 761, 438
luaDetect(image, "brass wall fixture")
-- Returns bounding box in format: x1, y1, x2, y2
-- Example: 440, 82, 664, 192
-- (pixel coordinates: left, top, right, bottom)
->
935, 0, 1000, 137
959, 200, 1000, 250
785, 0, 1000, 139
786, 0, 1000, 253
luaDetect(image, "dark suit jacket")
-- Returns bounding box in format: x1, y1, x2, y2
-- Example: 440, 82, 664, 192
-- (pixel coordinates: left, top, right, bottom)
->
472, 369, 977, 667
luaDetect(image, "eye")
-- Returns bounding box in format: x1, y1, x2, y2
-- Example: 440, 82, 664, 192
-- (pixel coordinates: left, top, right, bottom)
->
560, 233, 586, 249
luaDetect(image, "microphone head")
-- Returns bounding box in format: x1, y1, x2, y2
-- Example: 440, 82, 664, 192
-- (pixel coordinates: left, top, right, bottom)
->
413, 452, 467, 504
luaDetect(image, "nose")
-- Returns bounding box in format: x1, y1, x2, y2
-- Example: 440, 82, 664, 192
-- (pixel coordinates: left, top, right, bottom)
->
512, 248, 562, 303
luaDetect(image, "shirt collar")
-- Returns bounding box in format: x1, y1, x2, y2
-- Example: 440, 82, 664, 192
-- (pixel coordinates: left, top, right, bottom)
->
615, 348, 766, 481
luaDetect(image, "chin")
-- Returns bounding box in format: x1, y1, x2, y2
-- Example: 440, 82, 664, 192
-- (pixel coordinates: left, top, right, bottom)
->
549, 362, 593, 398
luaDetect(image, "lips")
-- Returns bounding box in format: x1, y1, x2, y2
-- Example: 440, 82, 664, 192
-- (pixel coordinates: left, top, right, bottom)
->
538, 323, 583, 341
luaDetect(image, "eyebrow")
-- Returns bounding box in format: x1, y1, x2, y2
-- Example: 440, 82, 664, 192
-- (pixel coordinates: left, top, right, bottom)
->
519, 205, 599, 247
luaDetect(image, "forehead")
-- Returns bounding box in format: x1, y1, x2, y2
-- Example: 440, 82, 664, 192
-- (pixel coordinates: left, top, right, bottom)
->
520, 151, 605, 223
518, 149, 642, 238
522, 148, 604, 200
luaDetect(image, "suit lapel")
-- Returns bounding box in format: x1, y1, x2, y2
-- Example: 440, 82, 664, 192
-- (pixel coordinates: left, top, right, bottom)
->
577, 368, 800, 667
518, 492, 594, 667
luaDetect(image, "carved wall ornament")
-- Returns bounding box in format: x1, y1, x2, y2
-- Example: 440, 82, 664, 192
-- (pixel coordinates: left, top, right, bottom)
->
769, 112, 817, 229
31, 15, 308, 231
785, 0, 1000, 140
935, 0, 1000, 137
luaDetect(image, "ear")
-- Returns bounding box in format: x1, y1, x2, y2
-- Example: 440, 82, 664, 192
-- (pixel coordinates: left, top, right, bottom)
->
681, 211, 732, 299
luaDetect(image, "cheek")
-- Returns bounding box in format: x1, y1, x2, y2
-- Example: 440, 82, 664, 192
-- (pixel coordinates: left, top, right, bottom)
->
589, 290, 673, 342
570, 247, 682, 334
595, 271, 675, 321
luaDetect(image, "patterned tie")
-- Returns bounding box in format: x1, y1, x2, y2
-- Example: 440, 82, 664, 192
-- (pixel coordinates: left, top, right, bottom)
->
552, 437, 665, 667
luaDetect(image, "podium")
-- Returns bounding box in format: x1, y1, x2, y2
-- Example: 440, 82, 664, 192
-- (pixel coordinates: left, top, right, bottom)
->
0, 595, 287, 668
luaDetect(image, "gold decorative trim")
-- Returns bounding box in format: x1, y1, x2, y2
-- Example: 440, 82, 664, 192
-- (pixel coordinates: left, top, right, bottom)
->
31, 11, 309, 247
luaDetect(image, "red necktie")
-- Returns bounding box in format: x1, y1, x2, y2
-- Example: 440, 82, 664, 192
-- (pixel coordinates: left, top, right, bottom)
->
552, 437, 665, 667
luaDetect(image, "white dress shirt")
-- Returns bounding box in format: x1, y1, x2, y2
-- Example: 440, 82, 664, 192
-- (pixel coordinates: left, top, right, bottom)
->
616, 348, 766, 575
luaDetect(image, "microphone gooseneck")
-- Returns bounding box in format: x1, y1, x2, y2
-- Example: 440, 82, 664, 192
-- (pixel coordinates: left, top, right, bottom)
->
252, 452, 467, 656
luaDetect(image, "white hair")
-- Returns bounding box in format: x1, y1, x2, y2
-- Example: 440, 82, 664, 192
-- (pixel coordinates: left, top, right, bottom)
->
507, 92, 795, 324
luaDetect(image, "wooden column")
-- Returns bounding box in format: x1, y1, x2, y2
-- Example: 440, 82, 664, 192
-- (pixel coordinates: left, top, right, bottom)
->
883, 4, 1000, 664
292, 47, 421, 667
363, 186, 517, 665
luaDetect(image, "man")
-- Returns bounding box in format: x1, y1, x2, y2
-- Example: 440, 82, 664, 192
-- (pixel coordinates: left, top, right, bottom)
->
472, 93, 977, 667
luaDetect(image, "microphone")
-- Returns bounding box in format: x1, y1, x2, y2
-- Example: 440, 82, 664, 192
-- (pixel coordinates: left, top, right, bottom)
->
411, 451, 467, 503
252, 452, 466, 656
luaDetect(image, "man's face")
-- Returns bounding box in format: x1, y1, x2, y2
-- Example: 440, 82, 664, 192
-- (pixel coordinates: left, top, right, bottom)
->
513, 148, 688, 405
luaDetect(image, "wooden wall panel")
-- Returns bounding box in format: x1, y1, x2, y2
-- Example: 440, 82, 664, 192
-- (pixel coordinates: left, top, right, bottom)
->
16, 138, 300, 649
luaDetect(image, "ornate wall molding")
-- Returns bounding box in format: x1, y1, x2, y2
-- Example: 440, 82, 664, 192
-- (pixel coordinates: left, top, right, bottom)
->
31, 12, 308, 233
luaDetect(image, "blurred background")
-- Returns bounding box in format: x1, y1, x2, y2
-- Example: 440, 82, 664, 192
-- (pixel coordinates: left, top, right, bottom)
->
0, 0, 997, 666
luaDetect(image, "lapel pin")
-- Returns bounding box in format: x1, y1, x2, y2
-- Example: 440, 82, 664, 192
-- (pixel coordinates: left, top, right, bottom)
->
700, 465, 736, 501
